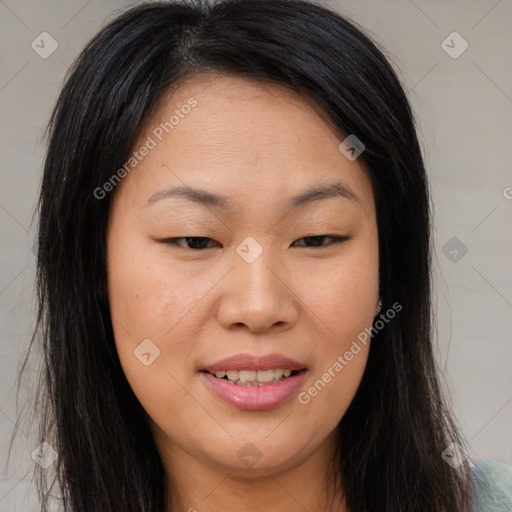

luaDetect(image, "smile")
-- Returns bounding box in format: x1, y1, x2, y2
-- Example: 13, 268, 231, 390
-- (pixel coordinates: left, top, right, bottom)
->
200, 353, 308, 410
209, 368, 297, 386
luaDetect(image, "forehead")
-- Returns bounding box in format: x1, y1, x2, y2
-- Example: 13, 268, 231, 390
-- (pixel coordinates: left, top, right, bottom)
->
114, 73, 374, 216
147, 73, 338, 151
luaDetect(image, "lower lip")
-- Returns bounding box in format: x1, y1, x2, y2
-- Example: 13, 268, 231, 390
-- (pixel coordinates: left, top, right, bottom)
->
201, 371, 307, 411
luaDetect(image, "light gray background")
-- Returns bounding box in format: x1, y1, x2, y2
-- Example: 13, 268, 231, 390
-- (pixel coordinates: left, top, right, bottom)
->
1, 0, 511, 510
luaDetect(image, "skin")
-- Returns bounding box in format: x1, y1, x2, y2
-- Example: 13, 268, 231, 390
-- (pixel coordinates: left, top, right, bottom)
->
106, 73, 380, 512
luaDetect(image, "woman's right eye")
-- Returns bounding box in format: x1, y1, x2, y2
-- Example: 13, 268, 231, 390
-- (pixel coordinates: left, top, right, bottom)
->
164, 237, 220, 250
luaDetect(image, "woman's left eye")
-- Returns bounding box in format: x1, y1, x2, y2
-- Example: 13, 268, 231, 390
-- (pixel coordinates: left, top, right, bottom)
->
291, 235, 347, 247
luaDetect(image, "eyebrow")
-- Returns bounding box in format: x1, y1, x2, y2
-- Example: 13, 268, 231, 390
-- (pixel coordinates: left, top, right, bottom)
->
144, 181, 362, 211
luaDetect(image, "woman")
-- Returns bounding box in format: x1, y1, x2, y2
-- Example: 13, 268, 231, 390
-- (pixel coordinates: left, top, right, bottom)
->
16, 0, 511, 510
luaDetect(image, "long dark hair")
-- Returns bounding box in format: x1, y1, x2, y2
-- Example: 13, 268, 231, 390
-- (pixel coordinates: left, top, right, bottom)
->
15, 0, 473, 510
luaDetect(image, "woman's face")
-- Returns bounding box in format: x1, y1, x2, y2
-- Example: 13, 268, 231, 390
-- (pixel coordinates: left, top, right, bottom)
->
107, 73, 379, 477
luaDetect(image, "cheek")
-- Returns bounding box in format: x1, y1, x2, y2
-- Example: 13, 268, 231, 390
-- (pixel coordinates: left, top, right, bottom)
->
107, 262, 198, 428
106, 233, 208, 406
294, 241, 379, 340
295, 276, 372, 431
293, 241, 378, 417
107, 231, 206, 339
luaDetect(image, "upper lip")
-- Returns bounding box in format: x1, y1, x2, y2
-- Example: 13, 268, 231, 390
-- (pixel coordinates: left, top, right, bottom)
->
201, 353, 307, 373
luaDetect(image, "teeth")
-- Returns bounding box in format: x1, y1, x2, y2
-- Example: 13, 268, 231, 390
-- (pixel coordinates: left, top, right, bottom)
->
273, 369, 285, 379
238, 370, 257, 382
213, 368, 297, 385
256, 369, 275, 383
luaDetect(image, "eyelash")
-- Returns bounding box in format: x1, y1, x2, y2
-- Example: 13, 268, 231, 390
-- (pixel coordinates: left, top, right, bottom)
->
163, 235, 349, 250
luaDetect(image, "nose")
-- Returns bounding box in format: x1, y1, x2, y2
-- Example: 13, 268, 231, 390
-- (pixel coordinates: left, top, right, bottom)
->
215, 244, 299, 334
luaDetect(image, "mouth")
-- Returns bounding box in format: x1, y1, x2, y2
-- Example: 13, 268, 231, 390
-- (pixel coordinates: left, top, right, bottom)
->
200, 353, 308, 411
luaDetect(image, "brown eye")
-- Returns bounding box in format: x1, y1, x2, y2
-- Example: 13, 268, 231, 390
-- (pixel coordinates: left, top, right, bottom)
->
164, 237, 220, 249
292, 235, 348, 247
